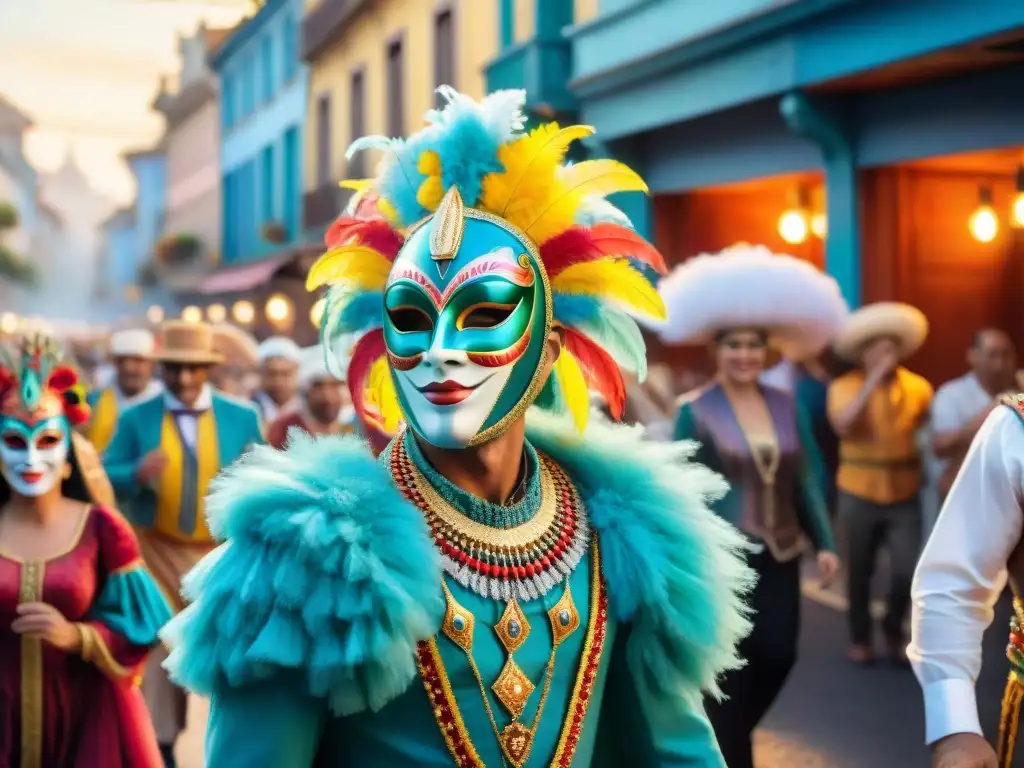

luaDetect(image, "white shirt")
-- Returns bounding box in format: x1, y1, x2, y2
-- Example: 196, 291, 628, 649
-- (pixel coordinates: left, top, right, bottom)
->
929, 373, 993, 480
163, 384, 214, 450
253, 391, 300, 425
908, 406, 1024, 744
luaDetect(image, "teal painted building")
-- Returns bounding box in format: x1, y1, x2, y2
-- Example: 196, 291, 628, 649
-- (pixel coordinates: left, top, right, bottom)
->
485, 0, 1024, 311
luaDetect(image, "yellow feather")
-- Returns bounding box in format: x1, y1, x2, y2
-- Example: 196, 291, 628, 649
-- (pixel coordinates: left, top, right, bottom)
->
555, 351, 590, 433
339, 179, 372, 192
366, 356, 402, 433
480, 123, 594, 232
524, 160, 649, 243
305, 245, 392, 292
552, 258, 667, 320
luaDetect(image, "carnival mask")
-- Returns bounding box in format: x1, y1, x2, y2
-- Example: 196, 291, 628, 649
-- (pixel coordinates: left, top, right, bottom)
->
382, 188, 551, 448
0, 411, 69, 497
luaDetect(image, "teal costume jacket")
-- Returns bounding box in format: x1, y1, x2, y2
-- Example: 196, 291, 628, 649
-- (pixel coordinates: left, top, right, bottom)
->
163, 411, 755, 766
102, 392, 263, 532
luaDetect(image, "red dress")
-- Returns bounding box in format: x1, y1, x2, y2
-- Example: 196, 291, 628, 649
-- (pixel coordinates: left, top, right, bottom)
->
0, 505, 167, 768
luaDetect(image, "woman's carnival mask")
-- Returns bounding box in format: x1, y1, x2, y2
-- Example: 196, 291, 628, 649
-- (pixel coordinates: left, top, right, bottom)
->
383, 188, 552, 448
0, 377, 69, 498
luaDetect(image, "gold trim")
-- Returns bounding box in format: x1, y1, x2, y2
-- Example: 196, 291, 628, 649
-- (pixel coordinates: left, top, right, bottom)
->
108, 557, 144, 576
441, 580, 476, 653
407, 449, 557, 547
79, 623, 135, 680
0, 503, 92, 564
19, 560, 45, 768
550, 539, 603, 765
417, 637, 485, 766
429, 186, 465, 262
495, 598, 531, 654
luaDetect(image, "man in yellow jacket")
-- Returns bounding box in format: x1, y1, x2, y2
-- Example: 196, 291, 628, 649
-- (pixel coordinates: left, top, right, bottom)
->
85, 328, 163, 451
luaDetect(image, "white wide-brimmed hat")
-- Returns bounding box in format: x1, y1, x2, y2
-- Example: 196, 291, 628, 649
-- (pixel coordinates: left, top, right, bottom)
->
109, 329, 155, 359
833, 302, 928, 361
652, 244, 850, 361
258, 336, 302, 364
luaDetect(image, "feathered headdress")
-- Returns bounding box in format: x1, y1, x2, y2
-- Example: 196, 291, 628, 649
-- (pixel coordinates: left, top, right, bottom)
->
0, 333, 90, 427
307, 87, 668, 434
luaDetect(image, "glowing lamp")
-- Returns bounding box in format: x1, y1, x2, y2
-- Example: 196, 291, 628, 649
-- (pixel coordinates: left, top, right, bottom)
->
810, 212, 828, 239
1013, 167, 1024, 229
266, 294, 292, 325
0, 313, 17, 334
969, 186, 999, 244
232, 300, 255, 325
181, 305, 203, 323
145, 305, 165, 324
310, 297, 325, 328
207, 303, 227, 323
778, 209, 809, 245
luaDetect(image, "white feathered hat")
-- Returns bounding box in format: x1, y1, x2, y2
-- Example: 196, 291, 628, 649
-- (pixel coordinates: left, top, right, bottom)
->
653, 244, 849, 361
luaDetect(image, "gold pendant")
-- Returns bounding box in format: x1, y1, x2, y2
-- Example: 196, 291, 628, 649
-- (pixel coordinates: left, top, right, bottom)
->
499, 721, 534, 767
495, 598, 531, 654
492, 656, 536, 719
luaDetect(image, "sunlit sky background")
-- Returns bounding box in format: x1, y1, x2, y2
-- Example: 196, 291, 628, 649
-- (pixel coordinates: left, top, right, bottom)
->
0, 0, 253, 206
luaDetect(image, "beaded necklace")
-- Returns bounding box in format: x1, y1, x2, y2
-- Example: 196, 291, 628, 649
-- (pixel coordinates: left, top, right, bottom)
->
391, 431, 590, 601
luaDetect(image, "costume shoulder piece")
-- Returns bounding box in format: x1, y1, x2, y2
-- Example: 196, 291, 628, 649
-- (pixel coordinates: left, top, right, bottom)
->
1001, 394, 1024, 425
527, 409, 753, 699
161, 430, 444, 716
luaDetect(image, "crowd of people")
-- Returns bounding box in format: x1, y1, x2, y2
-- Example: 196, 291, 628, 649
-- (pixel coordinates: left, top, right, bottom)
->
1, 86, 1022, 768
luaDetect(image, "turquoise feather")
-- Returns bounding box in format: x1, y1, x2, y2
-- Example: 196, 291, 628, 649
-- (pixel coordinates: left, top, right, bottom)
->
575, 310, 648, 382
164, 412, 753, 714
162, 431, 444, 716
552, 293, 601, 326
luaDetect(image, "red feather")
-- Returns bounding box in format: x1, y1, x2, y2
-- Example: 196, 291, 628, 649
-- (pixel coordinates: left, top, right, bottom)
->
65, 404, 91, 427
346, 328, 386, 424
541, 224, 668, 278
47, 366, 79, 392
325, 216, 404, 260
563, 328, 626, 420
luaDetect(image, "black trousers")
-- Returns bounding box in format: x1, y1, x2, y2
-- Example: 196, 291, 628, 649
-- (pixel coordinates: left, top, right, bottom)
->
838, 492, 921, 646
705, 547, 801, 768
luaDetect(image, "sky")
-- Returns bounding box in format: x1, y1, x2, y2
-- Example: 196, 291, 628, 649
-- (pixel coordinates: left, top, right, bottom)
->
0, 0, 253, 206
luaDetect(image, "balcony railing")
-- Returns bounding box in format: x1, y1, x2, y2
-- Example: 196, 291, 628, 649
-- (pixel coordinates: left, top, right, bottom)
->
302, 0, 372, 62
485, 37, 575, 116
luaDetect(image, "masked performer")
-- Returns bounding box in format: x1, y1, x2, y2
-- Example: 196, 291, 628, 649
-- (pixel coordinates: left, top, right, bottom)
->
0, 334, 172, 768
162, 88, 753, 767
661, 246, 844, 768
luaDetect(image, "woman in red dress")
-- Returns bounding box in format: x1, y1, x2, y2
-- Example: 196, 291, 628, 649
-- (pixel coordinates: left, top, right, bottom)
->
0, 334, 171, 768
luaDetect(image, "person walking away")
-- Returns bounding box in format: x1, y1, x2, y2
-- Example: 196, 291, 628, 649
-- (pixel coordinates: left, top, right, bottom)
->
267, 352, 353, 448
250, 336, 301, 425
828, 302, 933, 665
85, 329, 162, 452
102, 320, 263, 767
662, 245, 845, 768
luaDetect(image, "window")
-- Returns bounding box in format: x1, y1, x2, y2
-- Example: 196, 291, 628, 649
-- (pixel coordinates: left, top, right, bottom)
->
316, 94, 332, 188
499, 0, 514, 49
223, 170, 237, 262
241, 55, 256, 117
261, 36, 274, 102
282, 15, 297, 81
261, 145, 275, 224
348, 70, 366, 178
222, 74, 236, 129
386, 37, 404, 137
433, 9, 455, 102
282, 126, 300, 239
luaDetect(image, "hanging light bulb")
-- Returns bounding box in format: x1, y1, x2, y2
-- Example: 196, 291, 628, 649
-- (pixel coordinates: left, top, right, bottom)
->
1012, 167, 1024, 229
969, 186, 999, 244
778, 186, 810, 245
810, 211, 828, 239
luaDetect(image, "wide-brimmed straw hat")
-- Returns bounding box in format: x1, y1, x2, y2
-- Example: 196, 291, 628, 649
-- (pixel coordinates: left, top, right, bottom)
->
652, 244, 850, 362
154, 320, 224, 365
833, 302, 928, 361
211, 323, 259, 369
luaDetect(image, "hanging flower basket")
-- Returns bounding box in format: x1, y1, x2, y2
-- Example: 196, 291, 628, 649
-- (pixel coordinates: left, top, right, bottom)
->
0, 202, 18, 230
156, 232, 203, 265
261, 221, 287, 244
0, 244, 35, 285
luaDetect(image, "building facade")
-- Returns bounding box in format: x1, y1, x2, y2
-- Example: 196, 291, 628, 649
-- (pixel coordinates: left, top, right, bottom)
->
211, 0, 308, 266
0, 95, 39, 307
491, 0, 1024, 384
154, 23, 231, 294
300, 0, 500, 237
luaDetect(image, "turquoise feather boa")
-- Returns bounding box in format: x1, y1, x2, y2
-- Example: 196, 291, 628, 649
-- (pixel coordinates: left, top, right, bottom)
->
163, 411, 753, 714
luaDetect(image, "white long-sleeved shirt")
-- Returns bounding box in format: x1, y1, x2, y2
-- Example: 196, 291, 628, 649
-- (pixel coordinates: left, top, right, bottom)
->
908, 405, 1024, 744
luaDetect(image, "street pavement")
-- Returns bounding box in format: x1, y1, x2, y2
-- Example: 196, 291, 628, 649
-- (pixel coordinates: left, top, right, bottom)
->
175, 582, 1020, 768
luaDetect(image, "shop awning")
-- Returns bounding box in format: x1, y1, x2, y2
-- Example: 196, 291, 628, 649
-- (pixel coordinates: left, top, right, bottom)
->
197, 253, 293, 295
